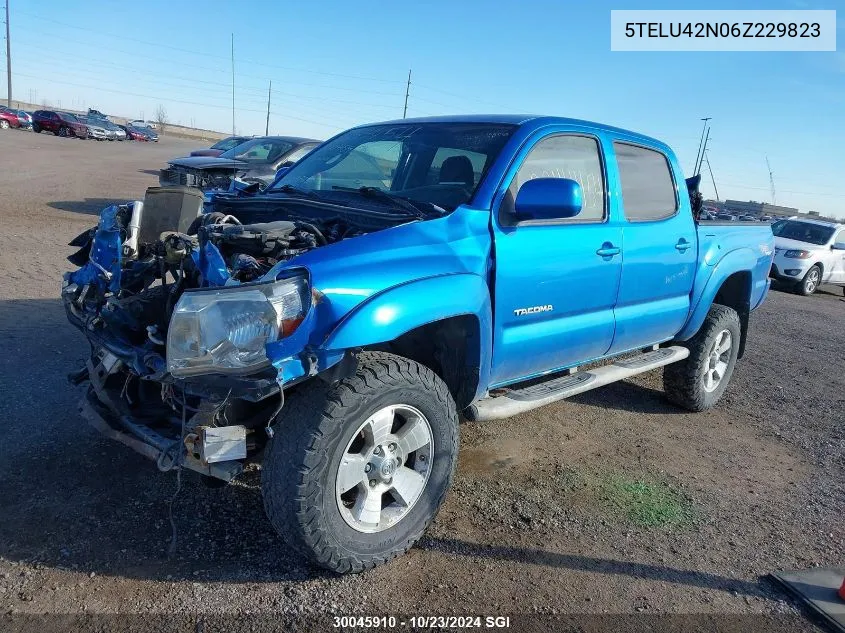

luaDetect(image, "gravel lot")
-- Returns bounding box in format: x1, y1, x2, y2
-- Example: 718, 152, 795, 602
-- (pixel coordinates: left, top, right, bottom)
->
0, 130, 842, 630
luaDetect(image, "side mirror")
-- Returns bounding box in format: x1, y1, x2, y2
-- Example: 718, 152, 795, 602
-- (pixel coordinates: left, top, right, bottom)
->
514, 178, 582, 221
832, 242, 845, 251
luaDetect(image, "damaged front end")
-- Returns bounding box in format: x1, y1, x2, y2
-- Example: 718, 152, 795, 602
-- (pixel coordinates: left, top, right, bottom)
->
62, 186, 349, 481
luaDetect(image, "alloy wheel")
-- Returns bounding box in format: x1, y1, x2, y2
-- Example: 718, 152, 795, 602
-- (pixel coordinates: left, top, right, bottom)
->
336, 404, 433, 533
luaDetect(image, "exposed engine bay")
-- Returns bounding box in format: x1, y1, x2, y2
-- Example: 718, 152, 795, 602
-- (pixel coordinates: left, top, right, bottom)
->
63, 187, 365, 348
62, 186, 378, 480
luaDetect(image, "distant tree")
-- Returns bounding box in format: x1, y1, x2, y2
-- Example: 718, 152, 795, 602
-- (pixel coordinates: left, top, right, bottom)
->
155, 105, 169, 133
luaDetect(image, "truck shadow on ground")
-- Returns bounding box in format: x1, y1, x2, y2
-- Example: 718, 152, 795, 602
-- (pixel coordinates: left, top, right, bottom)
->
420, 537, 777, 599
47, 198, 132, 216
570, 380, 676, 415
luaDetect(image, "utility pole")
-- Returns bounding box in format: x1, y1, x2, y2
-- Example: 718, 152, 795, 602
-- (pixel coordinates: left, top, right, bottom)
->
766, 157, 776, 205
704, 150, 720, 201
402, 69, 411, 119
693, 117, 711, 175
230, 33, 235, 136
5, 0, 11, 108
696, 127, 711, 175
265, 79, 271, 135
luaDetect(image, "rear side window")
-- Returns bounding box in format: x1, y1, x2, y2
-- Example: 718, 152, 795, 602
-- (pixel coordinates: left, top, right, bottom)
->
614, 142, 677, 221
509, 134, 606, 222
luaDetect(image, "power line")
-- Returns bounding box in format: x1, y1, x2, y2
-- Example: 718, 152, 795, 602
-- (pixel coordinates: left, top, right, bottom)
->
11, 71, 347, 131
12, 10, 405, 85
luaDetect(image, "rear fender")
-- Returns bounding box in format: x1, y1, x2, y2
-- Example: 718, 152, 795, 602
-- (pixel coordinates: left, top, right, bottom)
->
322, 274, 493, 402
676, 247, 756, 342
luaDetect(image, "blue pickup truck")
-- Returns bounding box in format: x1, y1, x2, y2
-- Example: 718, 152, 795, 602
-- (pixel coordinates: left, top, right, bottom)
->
62, 115, 774, 573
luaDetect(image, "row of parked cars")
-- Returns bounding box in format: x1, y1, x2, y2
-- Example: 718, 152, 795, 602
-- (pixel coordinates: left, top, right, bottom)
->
0, 106, 159, 142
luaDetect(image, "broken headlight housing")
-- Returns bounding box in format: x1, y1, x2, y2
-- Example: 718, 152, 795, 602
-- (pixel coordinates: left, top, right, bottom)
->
167, 275, 309, 377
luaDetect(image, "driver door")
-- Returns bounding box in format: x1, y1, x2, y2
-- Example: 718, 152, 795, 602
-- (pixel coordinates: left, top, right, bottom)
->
489, 132, 622, 386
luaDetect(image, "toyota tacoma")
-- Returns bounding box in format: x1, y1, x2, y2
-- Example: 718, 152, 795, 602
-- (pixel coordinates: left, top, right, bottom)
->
62, 115, 775, 573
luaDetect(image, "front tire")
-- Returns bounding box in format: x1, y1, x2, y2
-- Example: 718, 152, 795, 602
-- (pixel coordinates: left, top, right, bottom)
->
0, 120, 9, 130
797, 265, 821, 296
664, 304, 741, 412
58, 126, 69, 137
261, 351, 459, 573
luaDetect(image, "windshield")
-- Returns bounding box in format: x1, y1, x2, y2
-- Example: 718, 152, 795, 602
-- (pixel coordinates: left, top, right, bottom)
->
212, 136, 248, 151
270, 122, 516, 212
772, 220, 835, 245
220, 138, 295, 163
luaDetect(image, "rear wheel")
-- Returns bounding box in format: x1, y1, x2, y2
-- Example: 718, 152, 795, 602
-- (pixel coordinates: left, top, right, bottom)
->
32, 123, 41, 133
261, 351, 459, 573
664, 304, 741, 412
797, 265, 821, 296
58, 126, 69, 137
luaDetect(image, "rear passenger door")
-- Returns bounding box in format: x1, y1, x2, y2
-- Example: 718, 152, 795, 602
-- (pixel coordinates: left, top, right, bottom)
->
607, 141, 696, 354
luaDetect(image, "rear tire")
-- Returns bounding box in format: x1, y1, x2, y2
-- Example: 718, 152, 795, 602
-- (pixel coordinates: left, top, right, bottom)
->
664, 304, 741, 412
261, 351, 459, 573
797, 265, 821, 296
32, 123, 40, 133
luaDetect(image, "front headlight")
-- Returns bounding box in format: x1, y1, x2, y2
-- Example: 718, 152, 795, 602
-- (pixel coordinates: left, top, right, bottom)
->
167, 276, 309, 377
784, 249, 811, 259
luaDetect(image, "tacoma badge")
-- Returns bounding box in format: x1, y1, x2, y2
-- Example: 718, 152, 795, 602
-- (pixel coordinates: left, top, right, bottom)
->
514, 305, 553, 316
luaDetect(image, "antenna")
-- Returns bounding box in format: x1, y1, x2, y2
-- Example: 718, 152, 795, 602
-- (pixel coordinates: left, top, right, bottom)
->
766, 157, 776, 205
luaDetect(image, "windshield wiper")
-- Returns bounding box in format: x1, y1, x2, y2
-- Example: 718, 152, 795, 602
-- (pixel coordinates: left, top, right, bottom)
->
331, 186, 446, 219
274, 184, 324, 200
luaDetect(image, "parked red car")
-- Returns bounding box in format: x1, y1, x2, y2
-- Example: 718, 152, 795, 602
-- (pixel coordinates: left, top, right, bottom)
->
118, 124, 148, 141
0, 107, 21, 129
32, 110, 88, 138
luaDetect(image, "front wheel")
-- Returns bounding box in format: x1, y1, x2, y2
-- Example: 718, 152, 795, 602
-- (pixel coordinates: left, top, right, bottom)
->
32, 123, 41, 133
0, 120, 9, 130
261, 351, 459, 573
664, 304, 741, 412
58, 126, 68, 137
797, 265, 821, 296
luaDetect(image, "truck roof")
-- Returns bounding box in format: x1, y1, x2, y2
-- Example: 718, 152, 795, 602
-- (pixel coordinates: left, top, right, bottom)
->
367, 114, 666, 149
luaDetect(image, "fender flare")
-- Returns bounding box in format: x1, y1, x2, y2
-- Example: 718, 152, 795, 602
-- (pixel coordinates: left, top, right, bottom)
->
323, 273, 493, 402
676, 247, 756, 342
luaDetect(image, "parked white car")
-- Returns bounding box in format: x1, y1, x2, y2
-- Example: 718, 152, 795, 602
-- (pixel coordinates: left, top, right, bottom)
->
770, 218, 845, 295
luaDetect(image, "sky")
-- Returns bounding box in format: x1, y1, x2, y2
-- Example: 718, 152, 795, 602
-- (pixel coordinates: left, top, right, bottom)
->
3, 0, 843, 217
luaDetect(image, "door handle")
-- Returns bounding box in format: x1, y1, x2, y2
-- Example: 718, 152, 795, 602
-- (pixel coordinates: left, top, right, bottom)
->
675, 239, 692, 252
596, 243, 621, 258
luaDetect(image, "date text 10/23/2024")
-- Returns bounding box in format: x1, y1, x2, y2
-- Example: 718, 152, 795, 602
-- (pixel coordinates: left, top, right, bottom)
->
332, 615, 512, 629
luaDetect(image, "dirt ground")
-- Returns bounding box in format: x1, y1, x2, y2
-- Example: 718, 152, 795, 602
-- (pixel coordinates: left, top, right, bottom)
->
0, 130, 842, 631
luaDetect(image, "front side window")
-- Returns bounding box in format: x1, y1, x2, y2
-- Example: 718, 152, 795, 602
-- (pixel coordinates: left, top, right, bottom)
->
508, 134, 606, 222
271, 122, 516, 213
614, 142, 678, 221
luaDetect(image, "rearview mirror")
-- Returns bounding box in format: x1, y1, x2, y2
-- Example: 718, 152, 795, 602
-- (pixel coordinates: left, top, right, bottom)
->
832, 242, 845, 251
514, 178, 582, 221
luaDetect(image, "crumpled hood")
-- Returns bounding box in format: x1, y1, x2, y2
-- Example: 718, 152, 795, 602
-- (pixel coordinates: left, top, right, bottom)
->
168, 156, 249, 170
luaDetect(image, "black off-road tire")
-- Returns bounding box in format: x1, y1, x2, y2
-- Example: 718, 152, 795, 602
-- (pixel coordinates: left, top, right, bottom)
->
797, 265, 821, 296
261, 351, 459, 573
664, 304, 741, 412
